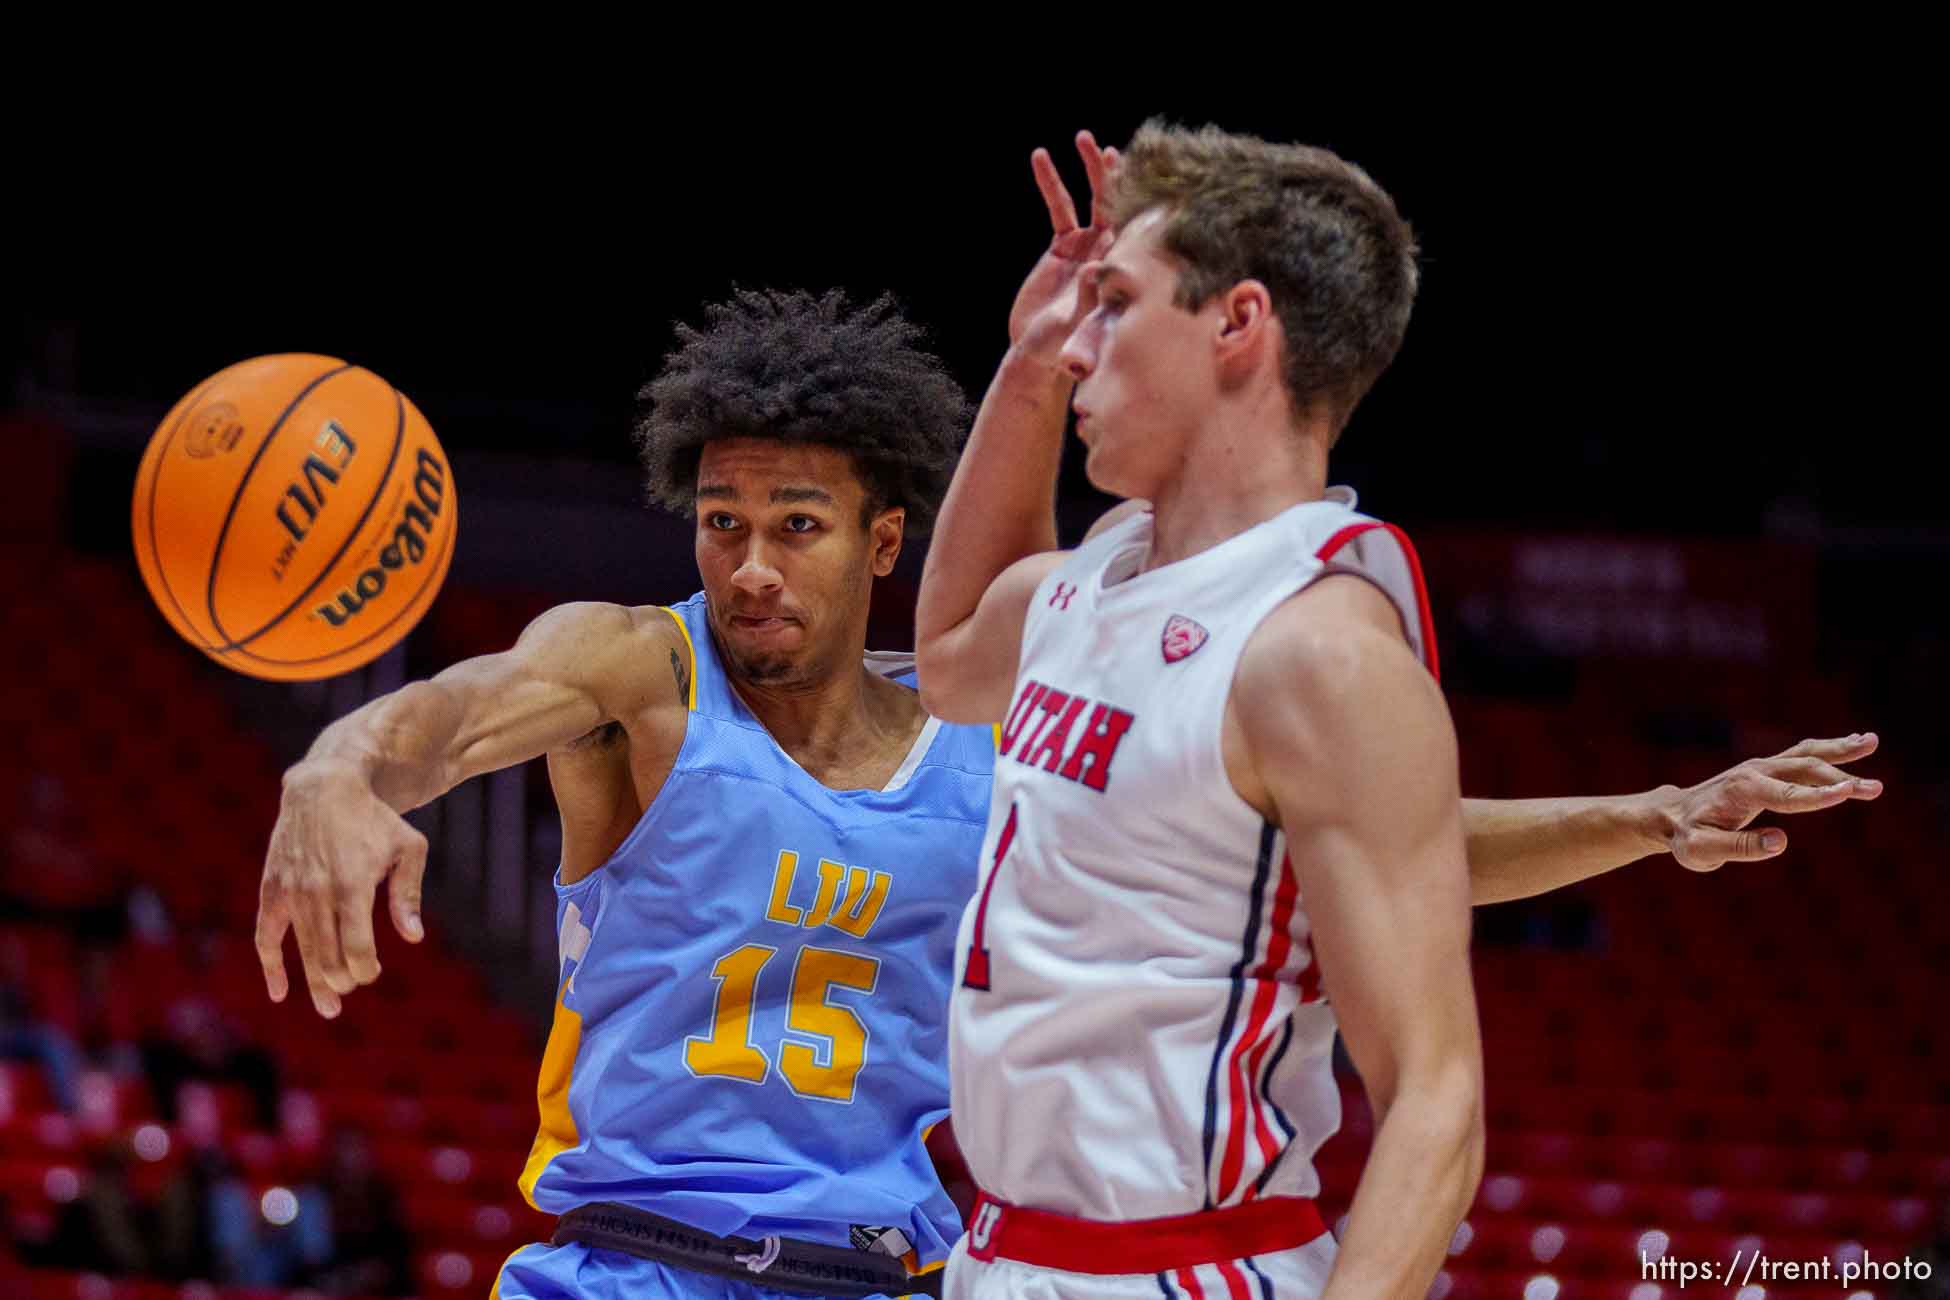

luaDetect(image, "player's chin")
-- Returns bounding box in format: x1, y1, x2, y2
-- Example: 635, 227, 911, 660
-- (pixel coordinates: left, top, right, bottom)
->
1081, 441, 1135, 499
721, 635, 803, 686
729, 644, 805, 684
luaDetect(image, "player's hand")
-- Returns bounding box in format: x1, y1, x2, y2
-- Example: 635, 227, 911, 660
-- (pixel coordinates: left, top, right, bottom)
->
257, 759, 429, 1018
1660, 733, 1882, 871
1008, 130, 1120, 366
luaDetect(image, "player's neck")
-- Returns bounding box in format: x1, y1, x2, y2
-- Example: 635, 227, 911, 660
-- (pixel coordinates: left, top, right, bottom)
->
1141, 411, 1331, 572
729, 660, 924, 788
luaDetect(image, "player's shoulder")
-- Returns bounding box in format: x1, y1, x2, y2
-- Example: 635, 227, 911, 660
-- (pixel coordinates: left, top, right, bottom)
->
512, 602, 691, 710
1237, 576, 1424, 716
518, 600, 684, 651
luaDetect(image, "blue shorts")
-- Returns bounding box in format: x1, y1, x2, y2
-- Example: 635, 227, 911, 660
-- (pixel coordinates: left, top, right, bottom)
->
492, 1240, 917, 1300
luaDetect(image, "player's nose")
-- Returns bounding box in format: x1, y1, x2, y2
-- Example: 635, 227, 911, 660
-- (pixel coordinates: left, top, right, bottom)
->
1058, 322, 1096, 382
730, 545, 784, 593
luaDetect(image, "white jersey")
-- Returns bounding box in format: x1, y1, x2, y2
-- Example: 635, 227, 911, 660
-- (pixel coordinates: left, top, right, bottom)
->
948, 488, 1437, 1223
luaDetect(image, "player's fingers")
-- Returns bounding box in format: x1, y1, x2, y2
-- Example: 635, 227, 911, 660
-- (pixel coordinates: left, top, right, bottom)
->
1078, 131, 1113, 227
1031, 147, 1079, 236
289, 894, 348, 1017
1757, 756, 1884, 799
336, 889, 382, 988
1674, 825, 1787, 871
1777, 732, 1878, 763
255, 894, 292, 1003
1744, 774, 1859, 815
388, 826, 428, 944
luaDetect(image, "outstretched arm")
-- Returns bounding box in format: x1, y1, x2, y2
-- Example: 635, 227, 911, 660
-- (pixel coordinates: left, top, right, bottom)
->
915, 131, 1118, 723
1464, 734, 1882, 904
257, 602, 682, 1017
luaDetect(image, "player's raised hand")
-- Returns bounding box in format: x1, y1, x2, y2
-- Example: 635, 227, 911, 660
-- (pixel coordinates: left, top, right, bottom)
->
257, 759, 429, 1018
1662, 733, 1882, 871
1009, 130, 1121, 365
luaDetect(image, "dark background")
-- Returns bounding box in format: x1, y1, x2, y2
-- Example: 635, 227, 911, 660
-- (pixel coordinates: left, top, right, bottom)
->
4, 71, 1948, 1299
10, 81, 1933, 532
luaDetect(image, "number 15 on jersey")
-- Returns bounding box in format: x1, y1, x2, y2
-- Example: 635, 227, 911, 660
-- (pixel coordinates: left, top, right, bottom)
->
684, 944, 881, 1104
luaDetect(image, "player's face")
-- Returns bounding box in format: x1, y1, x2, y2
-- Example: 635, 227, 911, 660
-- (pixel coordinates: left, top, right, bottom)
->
693, 439, 901, 687
1060, 209, 1222, 500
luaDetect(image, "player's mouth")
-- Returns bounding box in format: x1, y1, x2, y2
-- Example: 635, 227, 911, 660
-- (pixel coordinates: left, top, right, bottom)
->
730, 614, 799, 634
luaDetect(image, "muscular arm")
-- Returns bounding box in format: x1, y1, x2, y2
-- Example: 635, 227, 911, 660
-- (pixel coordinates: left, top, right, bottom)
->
1234, 582, 1483, 1300
1462, 733, 1882, 904
295, 601, 664, 811
260, 602, 683, 1017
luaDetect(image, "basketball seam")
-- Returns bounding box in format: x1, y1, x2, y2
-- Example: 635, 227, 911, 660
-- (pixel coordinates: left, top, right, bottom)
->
140, 369, 240, 650
208, 371, 404, 653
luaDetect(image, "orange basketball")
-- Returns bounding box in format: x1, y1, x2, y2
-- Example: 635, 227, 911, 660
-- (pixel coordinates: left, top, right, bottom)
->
131, 354, 458, 682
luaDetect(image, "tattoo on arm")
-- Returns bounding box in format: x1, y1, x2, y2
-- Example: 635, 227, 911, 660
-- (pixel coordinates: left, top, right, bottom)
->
671, 647, 690, 704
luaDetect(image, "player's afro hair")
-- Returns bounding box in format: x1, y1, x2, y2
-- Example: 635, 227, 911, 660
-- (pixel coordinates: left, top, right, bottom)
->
634, 288, 971, 536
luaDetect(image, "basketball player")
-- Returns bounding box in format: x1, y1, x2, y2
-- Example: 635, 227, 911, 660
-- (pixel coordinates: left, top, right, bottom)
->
259, 290, 987, 1299
914, 125, 1882, 1299
255, 293, 1875, 1297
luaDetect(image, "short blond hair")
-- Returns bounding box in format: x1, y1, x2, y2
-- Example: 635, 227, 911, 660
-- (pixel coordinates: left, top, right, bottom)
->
1109, 120, 1419, 434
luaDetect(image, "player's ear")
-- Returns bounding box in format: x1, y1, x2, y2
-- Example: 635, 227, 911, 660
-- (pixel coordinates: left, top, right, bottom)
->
870, 507, 905, 577
1215, 279, 1275, 376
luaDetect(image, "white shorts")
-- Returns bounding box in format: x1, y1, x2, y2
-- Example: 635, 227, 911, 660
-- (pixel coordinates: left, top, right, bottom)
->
944, 1231, 1339, 1300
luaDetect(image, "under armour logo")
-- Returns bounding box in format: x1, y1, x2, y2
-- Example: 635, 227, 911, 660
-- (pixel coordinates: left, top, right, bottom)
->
969, 1202, 1002, 1250
1049, 582, 1078, 610
1161, 614, 1209, 663
734, 1236, 782, 1274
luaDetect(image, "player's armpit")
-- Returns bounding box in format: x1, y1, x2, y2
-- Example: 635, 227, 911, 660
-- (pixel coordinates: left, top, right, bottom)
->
1233, 595, 1483, 1300
915, 551, 1066, 725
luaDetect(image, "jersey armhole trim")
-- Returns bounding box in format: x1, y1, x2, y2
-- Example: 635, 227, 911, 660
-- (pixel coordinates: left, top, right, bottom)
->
1313, 521, 1441, 683
657, 605, 699, 710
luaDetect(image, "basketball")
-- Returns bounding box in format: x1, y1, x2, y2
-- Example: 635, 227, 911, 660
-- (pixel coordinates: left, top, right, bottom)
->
130, 354, 457, 682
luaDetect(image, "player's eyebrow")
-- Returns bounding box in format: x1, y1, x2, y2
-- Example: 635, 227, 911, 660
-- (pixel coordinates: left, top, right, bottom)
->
771, 485, 835, 506
1084, 261, 1136, 292
696, 482, 739, 501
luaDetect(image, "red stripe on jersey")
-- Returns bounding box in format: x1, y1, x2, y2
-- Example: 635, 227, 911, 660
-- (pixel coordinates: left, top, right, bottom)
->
1313, 520, 1441, 682
1313, 522, 1375, 565
1379, 521, 1440, 682
1175, 1267, 1207, 1299
1216, 858, 1300, 1203
1241, 1030, 1281, 1195
1296, 953, 1323, 1004
1246, 857, 1302, 1188
1216, 1261, 1254, 1300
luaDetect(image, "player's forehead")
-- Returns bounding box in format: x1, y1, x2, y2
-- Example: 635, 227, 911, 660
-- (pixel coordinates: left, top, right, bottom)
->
695, 438, 866, 506
1095, 208, 1175, 284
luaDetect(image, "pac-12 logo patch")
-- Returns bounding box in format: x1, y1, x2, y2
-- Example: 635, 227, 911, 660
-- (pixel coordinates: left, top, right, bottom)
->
1162, 614, 1209, 663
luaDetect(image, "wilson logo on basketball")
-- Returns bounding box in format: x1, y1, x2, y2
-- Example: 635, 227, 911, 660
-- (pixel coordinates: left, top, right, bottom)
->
1161, 614, 1208, 663
314, 449, 449, 628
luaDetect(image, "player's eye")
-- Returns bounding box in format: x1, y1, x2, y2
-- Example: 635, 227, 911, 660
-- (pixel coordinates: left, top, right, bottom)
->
706, 512, 739, 531
783, 515, 819, 534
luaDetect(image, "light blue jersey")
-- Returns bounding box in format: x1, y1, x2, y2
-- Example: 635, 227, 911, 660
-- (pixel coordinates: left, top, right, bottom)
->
509, 592, 993, 1290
